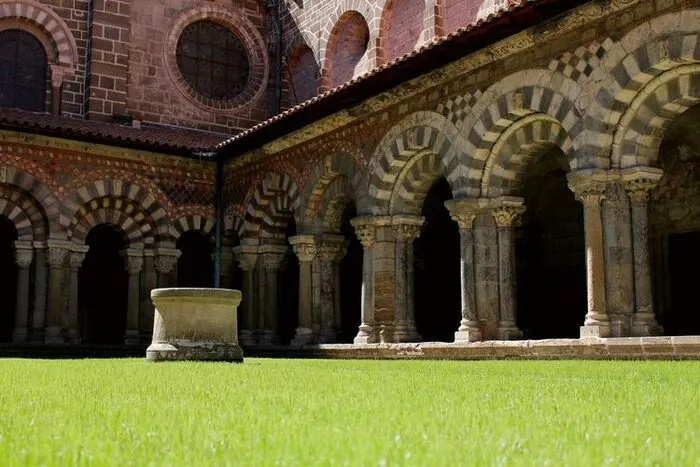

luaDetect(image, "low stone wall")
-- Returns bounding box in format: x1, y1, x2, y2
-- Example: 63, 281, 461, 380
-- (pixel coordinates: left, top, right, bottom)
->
246, 336, 700, 360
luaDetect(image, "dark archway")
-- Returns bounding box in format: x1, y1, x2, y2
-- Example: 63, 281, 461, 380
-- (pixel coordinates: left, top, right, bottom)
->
338, 202, 362, 343
515, 148, 586, 339
177, 230, 214, 287
0, 216, 18, 342
279, 219, 299, 344
79, 224, 128, 344
414, 177, 461, 342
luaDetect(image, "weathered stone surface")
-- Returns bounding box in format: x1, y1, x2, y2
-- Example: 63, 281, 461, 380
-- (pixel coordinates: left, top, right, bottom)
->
147, 288, 244, 363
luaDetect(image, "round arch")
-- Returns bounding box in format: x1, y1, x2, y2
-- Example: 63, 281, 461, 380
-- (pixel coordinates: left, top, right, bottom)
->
239, 172, 300, 245
0, 183, 49, 241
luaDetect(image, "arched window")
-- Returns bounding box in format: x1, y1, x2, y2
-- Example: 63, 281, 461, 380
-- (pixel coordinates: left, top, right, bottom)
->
0, 30, 48, 112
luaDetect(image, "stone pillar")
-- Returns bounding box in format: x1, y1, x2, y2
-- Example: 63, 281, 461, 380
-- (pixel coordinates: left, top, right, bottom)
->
446, 200, 482, 342
234, 246, 258, 346
154, 249, 180, 288
289, 236, 316, 346
259, 245, 287, 346
45, 243, 69, 344
623, 168, 664, 336
50, 65, 67, 116
122, 249, 144, 345
220, 246, 235, 290
351, 218, 378, 344
318, 236, 346, 343
392, 216, 424, 342
12, 243, 34, 343
370, 217, 395, 343
140, 251, 157, 343
568, 172, 611, 338
492, 200, 525, 340
31, 242, 48, 343
66, 248, 88, 344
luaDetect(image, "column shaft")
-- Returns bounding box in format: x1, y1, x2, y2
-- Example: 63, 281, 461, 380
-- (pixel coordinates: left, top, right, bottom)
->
45, 246, 68, 344
13, 247, 33, 343
31, 247, 47, 342
492, 204, 524, 340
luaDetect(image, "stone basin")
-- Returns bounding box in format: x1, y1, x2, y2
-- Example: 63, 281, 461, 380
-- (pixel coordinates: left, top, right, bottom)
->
146, 288, 244, 362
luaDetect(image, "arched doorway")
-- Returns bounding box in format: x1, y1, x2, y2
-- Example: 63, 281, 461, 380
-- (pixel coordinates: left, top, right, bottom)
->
650, 104, 700, 335
0, 216, 18, 342
515, 147, 586, 339
79, 224, 128, 344
414, 177, 461, 342
176, 230, 214, 287
339, 202, 362, 343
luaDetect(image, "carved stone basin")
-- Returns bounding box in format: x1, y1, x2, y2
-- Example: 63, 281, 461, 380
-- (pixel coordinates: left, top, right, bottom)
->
146, 288, 244, 362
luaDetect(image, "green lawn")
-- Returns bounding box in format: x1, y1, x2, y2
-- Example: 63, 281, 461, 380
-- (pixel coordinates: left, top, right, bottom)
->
0, 359, 698, 466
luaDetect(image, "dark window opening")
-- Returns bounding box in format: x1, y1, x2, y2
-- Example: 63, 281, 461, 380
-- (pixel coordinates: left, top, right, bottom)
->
0, 30, 47, 112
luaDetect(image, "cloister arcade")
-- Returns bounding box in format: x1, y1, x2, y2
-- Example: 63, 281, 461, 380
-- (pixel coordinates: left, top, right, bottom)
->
1, 8, 700, 348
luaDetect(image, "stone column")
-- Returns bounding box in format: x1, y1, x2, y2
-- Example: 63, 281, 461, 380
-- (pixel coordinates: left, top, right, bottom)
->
492, 200, 525, 340
446, 200, 482, 342
45, 243, 69, 344
31, 242, 48, 343
351, 218, 378, 344
123, 249, 144, 345
392, 216, 424, 343
140, 251, 157, 342
12, 243, 34, 343
289, 236, 316, 346
234, 246, 258, 346
623, 168, 663, 336
220, 246, 235, 290
568, 173, 611, 338
318, 236, 346, 343
259, 245, 287, 345
66, 248, 88, 344
50, 65, 67, 116
154, 249, 180, 288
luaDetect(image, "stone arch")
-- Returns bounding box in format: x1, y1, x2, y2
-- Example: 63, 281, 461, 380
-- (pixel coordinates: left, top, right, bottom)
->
298, 151, 369, 231
324, 11, 370, 89
578, 11, 700, 168
369, 111, 470, 212
0, 184, 48, 241
67, 196, 159, 248
61, 180, 169, 243
0, 0, 79, 70
460, 69, 584, 194
481, 114, 574, 198
1, 164, 59, 236
377, 0, 426, 65
239, 172, 299, 245
319, 1, 380, 79
389, 149, 447, 215
314, 176, 355, 233
169, 215, 215, 242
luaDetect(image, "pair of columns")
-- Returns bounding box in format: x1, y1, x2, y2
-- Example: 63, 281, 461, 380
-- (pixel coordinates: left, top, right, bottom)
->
234, 244, 289, 346
287, 236, 347, 346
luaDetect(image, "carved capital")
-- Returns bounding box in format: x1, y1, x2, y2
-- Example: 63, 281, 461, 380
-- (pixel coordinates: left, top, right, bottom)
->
445, 199, 484, 230
14, 248, 34, 268
50, 64, 71, 88
392, 223, 422, 242
621, 167, 663, 204
154, 255, 177, 274
260, 251, 286, 271
319, 240, 346, 263
46, 246, 69, 268
292, 243, 317, 263
567, 171, 611, 206
69, 251, 86, 270
125, 255, 144, 275
492, 205, 525, 227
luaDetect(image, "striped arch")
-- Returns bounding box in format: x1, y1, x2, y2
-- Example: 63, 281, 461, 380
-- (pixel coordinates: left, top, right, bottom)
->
314, 176, 354, 233
61, 180, 169, 241
461, 72, 583, 195
298, 151, 369, 231
0, 184, 48, 241
579, 10, 700, 168
169, 215, 216, 241
67, 196, 158, 248
239, 172, 299, 245
1, 165, 59, 236
0, 0, 79, 69
369, 111, 468, 214
390, 149, 446, 215
481, 114, 574, 198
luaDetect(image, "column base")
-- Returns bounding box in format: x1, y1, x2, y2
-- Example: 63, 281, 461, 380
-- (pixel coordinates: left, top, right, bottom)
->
497, 321, 521, 340
239, 330, 256, 347
12, 328, 29, 344
259, 330, 278, 346
318, 329, 337, 344
291, 327, 313, 346
454, 329, 482, 343
44, 327, 65, 345
608, 314, 627, 337
631, 313, 663, 337
354, 324, 378, 344
394, 323, 421, 343
580, 324, 611, 338
378, 325, 394, 344
124, 329, 140, 346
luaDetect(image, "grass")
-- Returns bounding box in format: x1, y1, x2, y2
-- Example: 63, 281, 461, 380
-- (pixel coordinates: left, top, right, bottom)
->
0, 358, 699, 466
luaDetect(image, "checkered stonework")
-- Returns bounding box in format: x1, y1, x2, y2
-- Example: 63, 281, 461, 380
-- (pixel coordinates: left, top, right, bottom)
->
548, 39, 614, 82
435, 90, 482, 126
